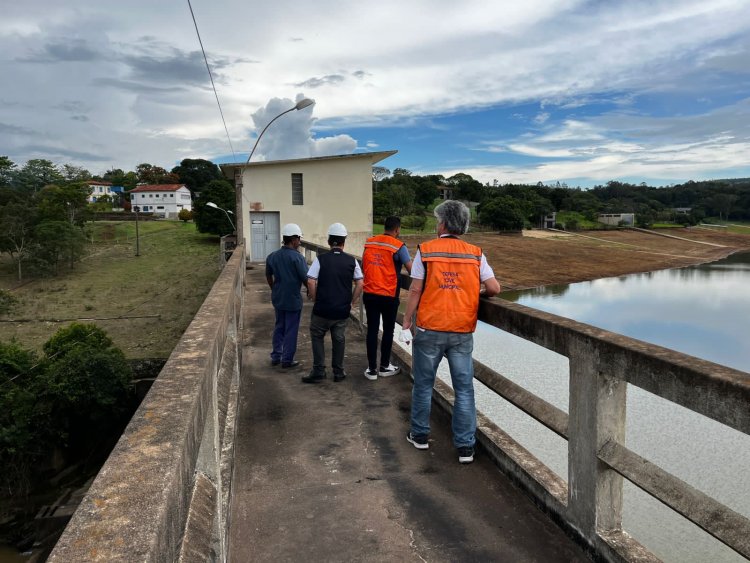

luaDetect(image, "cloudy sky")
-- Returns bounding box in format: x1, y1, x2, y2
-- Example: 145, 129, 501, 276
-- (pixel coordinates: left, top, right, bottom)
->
2, 0, 750, 187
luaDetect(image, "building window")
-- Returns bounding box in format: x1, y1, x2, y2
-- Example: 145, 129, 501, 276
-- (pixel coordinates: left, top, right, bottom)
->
291, 173, 303, 205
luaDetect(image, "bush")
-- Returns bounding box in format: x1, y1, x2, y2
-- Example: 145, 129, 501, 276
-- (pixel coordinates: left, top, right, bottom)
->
401, 214, 426, 230
178, 208, 193, 222
0, 323, 133, 494
0, 290, 18, 316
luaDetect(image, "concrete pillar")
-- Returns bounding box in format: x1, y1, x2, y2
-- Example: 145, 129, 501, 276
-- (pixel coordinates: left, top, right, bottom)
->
567, 337, 626, 540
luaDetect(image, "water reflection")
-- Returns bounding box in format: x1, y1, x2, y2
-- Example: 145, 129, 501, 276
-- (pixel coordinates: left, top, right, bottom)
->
502, 252, 750, 372
461, 251, 750, 563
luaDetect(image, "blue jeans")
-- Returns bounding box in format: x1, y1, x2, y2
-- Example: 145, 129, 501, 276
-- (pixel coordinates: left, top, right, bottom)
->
271, 308, 302, 364
410, 329, 476, 449
309, 314, 348, 377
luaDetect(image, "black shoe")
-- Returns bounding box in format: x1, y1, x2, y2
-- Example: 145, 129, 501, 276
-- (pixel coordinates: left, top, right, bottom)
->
281, 361, 300, 368
406, 432, 429, 450
457, 446, 475, 464
333, 373, 346, 382
301, 372, 325, 384
271, 359, 281, 366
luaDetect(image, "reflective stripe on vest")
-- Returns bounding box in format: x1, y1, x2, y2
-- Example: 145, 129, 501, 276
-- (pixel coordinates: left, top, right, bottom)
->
363, 234, 402, 297
416, 238, 482, 333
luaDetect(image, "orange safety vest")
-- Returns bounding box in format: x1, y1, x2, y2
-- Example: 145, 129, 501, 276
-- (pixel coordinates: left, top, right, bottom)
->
362, 234, 404, 297
416, 237, 482, 333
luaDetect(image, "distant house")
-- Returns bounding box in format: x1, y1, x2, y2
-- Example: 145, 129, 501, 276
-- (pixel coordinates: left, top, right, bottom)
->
542, 212, 557, 229
672, 207, 692, 215
129, 184, 192, 218
598, 213, 635, 226
85, 180, 124, 204
220, 151, 396, 261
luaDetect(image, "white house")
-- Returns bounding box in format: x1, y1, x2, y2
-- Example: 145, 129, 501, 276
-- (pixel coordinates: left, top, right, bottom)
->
129, 184, 192, 218
85, 180, 123, 204
220, 151, 396, 261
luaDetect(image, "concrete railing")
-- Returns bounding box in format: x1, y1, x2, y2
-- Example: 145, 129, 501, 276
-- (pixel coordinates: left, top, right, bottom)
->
302, 240, 750, 562
49, 245, 245, 562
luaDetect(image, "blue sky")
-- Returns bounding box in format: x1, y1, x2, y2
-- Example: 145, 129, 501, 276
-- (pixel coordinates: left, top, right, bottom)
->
2, 0, 750, 187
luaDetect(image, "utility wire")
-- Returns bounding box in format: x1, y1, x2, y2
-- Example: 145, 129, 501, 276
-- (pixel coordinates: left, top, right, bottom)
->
186, 0, 238, 163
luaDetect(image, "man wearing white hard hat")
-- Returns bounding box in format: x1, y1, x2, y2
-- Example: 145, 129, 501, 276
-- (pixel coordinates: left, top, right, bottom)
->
302, 222, 363, 383
265, 223, 308, 369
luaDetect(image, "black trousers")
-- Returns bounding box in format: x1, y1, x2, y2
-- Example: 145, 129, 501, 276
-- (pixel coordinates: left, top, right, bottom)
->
363, 292, 399, 371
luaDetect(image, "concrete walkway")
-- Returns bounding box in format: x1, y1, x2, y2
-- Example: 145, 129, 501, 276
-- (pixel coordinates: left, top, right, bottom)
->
229, 267, 590, 562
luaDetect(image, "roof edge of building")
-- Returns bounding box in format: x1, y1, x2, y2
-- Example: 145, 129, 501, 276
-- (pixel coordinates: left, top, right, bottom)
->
219, 150, 397, 170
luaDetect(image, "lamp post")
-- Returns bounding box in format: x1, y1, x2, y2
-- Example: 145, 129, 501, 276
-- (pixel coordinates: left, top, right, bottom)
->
133, 205, 141, 256
206, 201, 235, 233
236, 98, 315, 252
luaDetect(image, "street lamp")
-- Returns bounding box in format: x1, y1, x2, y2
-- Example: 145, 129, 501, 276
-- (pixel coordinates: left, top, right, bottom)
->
245, 98, 315, 164
235, 97, 315, 254
206, 201, 236, 232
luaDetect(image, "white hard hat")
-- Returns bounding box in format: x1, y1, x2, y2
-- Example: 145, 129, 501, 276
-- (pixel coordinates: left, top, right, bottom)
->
281, 223, 303, 237
327, 222, 348, 237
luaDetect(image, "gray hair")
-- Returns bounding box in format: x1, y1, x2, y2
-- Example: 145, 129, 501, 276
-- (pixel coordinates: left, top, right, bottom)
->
434, 200, 470, 235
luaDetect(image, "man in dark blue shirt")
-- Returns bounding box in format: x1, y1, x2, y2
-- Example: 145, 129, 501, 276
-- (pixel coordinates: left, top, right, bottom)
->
265, 223, 309, 368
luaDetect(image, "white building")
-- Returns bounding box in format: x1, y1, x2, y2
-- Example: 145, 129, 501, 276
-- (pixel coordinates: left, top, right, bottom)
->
129, 184, 192, 218
85, 180, 123, 204
598, 213, 635, 226
220, 151, 396, 261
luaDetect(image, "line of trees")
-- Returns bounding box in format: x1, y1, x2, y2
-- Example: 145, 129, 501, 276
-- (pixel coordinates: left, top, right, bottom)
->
372, 167, 750, 231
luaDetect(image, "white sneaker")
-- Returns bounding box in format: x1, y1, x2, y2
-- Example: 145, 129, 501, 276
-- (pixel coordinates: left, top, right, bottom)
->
378, 364, 400, 377
364, 368, 378, 381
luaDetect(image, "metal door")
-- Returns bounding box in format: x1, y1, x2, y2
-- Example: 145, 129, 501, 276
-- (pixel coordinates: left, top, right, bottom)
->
249, 212, 281, 261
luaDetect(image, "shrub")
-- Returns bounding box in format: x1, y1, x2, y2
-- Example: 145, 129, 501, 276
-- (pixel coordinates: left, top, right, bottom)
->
178, 208, 193, 222
0, 324, 133, 493
0, 290, 18, 316
401, 214, 426, 230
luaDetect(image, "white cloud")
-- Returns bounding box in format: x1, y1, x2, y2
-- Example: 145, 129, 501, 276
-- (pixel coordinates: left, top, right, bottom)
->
0, 0, 749, 181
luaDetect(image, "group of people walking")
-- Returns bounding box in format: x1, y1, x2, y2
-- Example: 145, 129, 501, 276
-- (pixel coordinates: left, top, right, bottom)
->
264, 200, 500, 464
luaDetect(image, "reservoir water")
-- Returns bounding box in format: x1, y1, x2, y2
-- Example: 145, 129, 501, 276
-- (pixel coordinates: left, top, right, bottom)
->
397, 251, 750, 563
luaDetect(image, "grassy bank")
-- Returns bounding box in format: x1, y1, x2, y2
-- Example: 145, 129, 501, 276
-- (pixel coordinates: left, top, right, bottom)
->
0, 221, 221, 359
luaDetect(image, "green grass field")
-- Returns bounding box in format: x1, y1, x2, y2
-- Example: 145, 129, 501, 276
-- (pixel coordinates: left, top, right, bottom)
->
0, 221, 221, 359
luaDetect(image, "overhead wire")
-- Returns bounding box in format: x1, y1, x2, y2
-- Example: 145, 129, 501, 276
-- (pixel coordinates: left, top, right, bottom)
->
186, 0, 238, 164
186, 0, 256, 213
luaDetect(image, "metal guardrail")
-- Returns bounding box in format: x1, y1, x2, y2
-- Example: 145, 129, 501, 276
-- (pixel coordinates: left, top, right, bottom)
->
302, 240, 750, 562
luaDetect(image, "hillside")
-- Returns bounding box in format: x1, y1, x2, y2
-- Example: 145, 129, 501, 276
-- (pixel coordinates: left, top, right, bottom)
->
0, 221, 221, 359
402, 227, 750, 290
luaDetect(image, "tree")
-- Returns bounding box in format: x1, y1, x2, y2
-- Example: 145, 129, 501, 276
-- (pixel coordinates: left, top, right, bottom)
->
372, 166, 390, 194
61, 164, 92, 184
171, 158, 221, 194
103, 168, 138, 191
37, 182, 91, 226
136, 163, 179, 185
478, 196, 525, 231
14, 159, 64, 194
193, 179, 236, 235
40, 323, 132, 433
447, 173, 486, 202
0, 201, 37, 281
1, 324, 132, 493
29, 221, 87, 275
0, 156, 16, 188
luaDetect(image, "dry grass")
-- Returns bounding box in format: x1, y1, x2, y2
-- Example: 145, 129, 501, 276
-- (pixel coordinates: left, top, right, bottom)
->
0, 221, 222, 359
401, 227, 750, 290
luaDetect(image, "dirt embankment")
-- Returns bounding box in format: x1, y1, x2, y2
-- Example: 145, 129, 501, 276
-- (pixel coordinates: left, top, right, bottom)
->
401, 227, 750, 290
